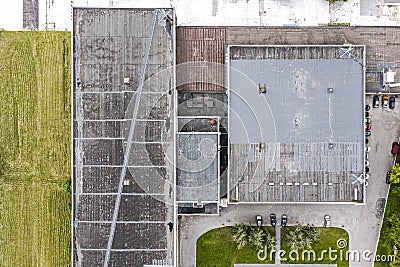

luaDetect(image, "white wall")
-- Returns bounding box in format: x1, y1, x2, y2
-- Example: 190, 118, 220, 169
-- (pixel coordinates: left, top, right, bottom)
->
1, 0, 398, 31
39, 0, 73, 30
0, 0, 23, 30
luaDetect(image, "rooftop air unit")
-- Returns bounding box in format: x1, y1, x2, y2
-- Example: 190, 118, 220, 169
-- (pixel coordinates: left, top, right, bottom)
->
383, 71, 395, 84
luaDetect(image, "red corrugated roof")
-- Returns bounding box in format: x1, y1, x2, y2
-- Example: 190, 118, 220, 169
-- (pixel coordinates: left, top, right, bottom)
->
176, 27, 227, 92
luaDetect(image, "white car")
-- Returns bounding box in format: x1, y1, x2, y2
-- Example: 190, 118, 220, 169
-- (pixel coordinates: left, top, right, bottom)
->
324, 215, 331, 227
256, 215, 262, 227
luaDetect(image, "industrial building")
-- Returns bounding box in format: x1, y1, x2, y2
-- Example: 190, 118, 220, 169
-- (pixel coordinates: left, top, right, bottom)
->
228, 45, 365, 202
71, 7, 400, 266
73, 8, 175, 266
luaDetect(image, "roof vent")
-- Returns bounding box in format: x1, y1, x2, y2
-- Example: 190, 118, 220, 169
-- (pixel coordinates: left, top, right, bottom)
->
259, 83, 267, 94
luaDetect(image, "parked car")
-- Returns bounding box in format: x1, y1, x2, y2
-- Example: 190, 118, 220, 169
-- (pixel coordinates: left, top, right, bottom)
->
365, 118, 371, 124
281, 214, 287, 227
365, 124, 371, 130
365, 153, 369, 160
365, 104, 371, 111
365, 111, 370, 117
373, 95, 380, 108
270, 213, 276, 227
365, 166, 369, 173
365, 131, 371, 136
365, 146, 371, 152
391, 142, 400, 154
365, 139, 369, 144
365, 160, 370, 166
386, 171, 391, 184
389, 97, 395, 109
324, 215, 331, 227
256, 215, 262, 227
382, 95, 389, 108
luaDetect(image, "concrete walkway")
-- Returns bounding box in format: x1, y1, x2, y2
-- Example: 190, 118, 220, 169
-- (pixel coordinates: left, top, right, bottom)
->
275, 226, 281, 265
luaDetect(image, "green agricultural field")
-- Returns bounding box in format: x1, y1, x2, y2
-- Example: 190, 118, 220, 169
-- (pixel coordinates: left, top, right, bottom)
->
0, 31, 71, 266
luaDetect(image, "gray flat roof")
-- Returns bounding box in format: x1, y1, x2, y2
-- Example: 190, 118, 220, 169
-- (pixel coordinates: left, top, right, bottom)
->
228, 45, 365, 202
174, 92, 228, 205
230, 58, 363, 144
176, 133, 219, 202
73, 8, 174, 266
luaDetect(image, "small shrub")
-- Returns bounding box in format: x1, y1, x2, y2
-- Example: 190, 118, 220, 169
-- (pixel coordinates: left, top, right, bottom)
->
62, 177, 72, 195
231, 223, 276, 250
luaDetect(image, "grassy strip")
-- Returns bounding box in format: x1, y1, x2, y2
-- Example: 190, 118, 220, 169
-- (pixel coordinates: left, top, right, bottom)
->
0, 31, 71, 266
196, 226, 275, 266
375, 184, 400, 267
281, 227, 349, 267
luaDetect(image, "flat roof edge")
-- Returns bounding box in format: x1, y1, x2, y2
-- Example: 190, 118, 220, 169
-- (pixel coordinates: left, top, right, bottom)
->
228, 201, 364, 205
72, 7, 173, 10
227, 44, 366, 48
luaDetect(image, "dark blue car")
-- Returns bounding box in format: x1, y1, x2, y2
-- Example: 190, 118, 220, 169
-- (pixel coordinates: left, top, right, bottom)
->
270, 213, 276, 227
386, 171, 391, 184
389, 97, 395, 109
281, 214, 287, 227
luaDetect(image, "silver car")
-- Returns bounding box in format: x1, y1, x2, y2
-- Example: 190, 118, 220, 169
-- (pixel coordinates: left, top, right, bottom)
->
324, 215, 331, 227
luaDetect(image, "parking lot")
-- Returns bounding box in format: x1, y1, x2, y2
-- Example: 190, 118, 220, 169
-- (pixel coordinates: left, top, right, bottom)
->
365, 93, 400, 205
179, 93, 400, 267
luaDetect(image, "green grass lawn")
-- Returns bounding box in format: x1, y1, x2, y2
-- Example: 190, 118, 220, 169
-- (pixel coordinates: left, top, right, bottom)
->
196, 226, 275, 266
281, 227, 349, 267
0, 31, 71, 266
375, 184, 400, 267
